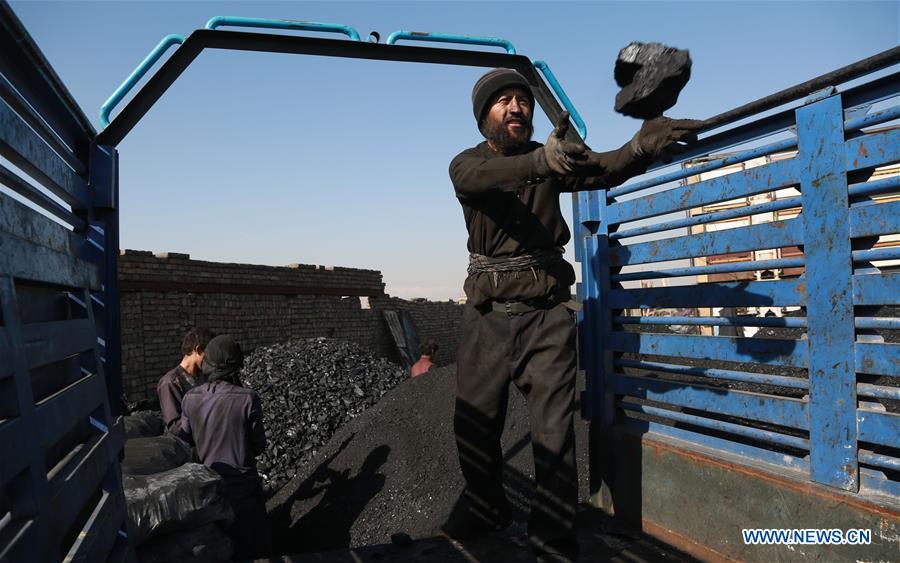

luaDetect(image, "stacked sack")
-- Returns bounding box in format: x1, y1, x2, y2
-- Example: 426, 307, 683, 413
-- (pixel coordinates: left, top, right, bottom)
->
120, 411, 234, 562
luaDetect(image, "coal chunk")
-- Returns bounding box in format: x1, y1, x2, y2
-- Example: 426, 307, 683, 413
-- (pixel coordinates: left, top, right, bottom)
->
614, 41, 692, 119
241, 337, 406, 493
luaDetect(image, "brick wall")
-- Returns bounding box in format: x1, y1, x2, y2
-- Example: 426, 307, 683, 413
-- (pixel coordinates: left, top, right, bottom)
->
119, 250, 462, 403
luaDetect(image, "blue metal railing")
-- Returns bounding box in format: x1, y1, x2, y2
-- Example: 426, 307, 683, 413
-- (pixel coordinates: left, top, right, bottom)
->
574, 57, 900, 497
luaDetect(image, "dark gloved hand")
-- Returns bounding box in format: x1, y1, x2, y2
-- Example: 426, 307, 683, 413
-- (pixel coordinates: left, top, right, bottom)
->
543, 111, 587, 175
630, 116, 704, 162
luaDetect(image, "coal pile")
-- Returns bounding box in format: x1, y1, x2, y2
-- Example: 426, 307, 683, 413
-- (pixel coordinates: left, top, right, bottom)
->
266, 365, 591, 554
241, 338, 407, 492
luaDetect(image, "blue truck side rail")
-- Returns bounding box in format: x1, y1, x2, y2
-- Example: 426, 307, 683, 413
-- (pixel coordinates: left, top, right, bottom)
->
0, 2, 132, 561
574, 47, 899, 559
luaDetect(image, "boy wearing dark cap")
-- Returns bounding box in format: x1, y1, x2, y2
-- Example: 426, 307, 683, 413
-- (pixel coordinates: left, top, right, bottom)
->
445, 68, 701, 562
179, 334, 271, 559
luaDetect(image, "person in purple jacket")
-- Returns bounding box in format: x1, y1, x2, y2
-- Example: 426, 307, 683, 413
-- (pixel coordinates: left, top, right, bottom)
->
179, 334, 271, 559
156, 326, 214, 434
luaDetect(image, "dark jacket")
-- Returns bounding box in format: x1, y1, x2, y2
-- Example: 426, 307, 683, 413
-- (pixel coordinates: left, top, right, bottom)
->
179, 381, 266, 478
450, 140, 647, 306
157, 365, 204, 434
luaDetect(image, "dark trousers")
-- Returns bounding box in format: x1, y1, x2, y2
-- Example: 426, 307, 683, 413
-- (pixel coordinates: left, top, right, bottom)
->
218, 471, 272, 560
453, 302, 579, 560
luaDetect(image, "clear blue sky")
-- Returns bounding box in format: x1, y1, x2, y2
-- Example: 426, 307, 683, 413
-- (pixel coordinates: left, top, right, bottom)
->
9, 1, 899, 299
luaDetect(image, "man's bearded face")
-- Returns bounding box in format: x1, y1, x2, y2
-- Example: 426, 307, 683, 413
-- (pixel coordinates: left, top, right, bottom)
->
481, 86, 534, 154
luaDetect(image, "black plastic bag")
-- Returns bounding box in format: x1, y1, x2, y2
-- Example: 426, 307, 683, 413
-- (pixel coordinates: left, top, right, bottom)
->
135, 522, 234, 562
124, 463, 234, 546
124, 410, 164, 439
122, 434, 192, 475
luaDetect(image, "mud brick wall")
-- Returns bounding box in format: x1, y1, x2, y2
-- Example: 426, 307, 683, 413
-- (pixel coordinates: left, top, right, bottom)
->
119, 250, 462, 403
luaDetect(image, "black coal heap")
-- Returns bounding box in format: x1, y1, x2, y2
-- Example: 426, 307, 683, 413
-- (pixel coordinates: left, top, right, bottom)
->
241, 337, 406, 492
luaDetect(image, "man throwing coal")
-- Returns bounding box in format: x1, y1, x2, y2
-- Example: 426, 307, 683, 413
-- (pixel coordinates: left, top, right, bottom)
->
443, 68, 701, 562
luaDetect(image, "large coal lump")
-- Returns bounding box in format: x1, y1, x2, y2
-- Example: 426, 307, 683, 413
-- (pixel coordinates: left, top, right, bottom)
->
614, 41, 692, 119
241, 337, 406, 492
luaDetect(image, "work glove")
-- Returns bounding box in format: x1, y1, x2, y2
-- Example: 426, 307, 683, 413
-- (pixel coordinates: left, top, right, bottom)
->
542, 111, 587, 175
630, 116, 705, 163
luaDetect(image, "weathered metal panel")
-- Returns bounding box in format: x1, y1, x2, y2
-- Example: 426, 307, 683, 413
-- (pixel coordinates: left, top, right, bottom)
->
856, 342, 900, 376
21, 318, 96, 370
0, 417, 28, 480
608, 157, 798, 225
34, 373, 106, 449
610, 219, 802, 267
63, 490, 121, 563
0, 98, 89, 206
848, 199, 900, 238
617, 358, 808, 389
621, 418, 811, 472
0, 192, 80, 254
608, 278, 805, 308
49, 434, 118, 543
608, 331, 808, 368
798, 94, 857, 490
0, 231, 101, 289
854, 273, 900, 305
613, 374, 810, 428
845, 129, 899, 171
857, 409, 900, 447
597, 428, 899, 562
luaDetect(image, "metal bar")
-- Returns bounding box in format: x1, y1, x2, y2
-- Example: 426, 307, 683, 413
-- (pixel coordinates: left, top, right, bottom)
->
611, 256, 804, 282
0, 99, 89, 207
858, 450, 900, 472
613, 374, 809, 429
848, 175, 900, 199
0, 162, 85, 230
615, 358, 808, 389
98, 29, 566, 147
845, 130, 899, 172
386, 29, 513, 53
608, 278, 805, 309
614, 315, 808, 328
607, 331, 808, 368
701, 46, 900, 131
0, 74, 85, 174
0, 191, 78, 253
0, 2, 95, 161
20, 319, 96, 370
610, 218, 803, 267
849, 200, 900, 239
857, 383, 900, 400
207, 16, 361, 39
609, 157, 799, 226
0, 231, 100, 289
857, 409, 900, 448
620, 418, 810, 473
854, 273, 900, 305
855, 317, 900, 330
844, 104, 900, 132
0, 276, 53, 560
852, 247, 900, 263
841, 71, 900, 112
798, 95, 858, 491
35, 373, 106, 449
63, 490, 124, 563
0, 518, 37, 562
49, 434, 117, 551
0, 417, 29, 482
618, 401, 810, 450
611, 196, 801, 241
99, 34, 185, 128
607, 138, 797, 200
532, 60, 587, 139
856, 342, 900, 377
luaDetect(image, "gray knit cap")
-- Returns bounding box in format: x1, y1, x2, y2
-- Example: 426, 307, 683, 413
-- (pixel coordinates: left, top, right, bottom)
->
471, 68, 534, 125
